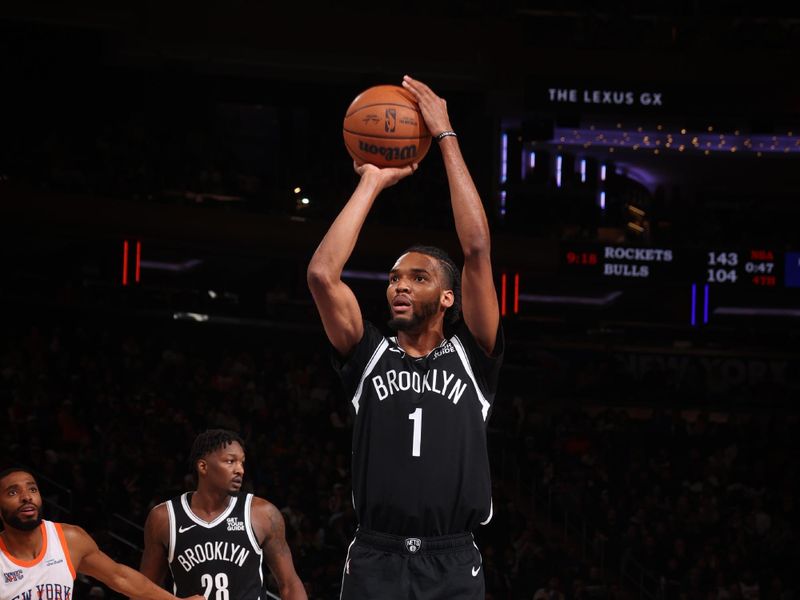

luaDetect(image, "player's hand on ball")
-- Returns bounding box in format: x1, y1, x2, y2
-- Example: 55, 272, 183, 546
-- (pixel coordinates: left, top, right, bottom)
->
402, 75, 452, 137
354, 161, 418, 189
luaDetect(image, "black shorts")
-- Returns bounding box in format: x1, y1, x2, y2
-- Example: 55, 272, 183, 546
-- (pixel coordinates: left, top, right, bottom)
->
339, 528, 484, 600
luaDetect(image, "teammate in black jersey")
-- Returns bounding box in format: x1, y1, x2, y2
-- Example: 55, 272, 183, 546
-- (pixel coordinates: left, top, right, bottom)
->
137, 430, 307, 600
308, 75, 502, 600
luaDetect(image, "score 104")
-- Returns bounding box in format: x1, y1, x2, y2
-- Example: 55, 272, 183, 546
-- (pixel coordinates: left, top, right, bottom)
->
706, 250, 777, 286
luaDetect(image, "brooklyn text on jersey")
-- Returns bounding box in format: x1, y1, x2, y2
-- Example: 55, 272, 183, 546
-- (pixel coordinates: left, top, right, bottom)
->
335, 320, 503, 537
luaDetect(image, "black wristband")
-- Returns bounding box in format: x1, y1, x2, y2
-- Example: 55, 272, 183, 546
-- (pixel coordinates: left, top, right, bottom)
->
435, 130, 457, 142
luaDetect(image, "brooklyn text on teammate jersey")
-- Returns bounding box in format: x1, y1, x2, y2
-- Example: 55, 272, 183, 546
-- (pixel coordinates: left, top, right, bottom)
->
174, 541, 250, 572
166, 492, 265, 600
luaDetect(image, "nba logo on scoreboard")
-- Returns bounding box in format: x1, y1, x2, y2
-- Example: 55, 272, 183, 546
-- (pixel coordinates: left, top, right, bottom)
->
405, 538, 421, 553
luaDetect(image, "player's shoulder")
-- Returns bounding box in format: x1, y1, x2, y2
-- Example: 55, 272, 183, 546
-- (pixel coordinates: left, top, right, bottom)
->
144, 501, 170, 529
450, 319, 503, 358
336, 320, 389, 366
362, 320, 389, 343
249, 496, 285, 527
249, 495, 280, 517
58, 522, 96, 555
58, 522, 87, 538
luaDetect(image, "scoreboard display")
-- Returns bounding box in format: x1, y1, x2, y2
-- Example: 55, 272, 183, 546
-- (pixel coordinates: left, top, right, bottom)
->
562, 244, 800, 288
705, 250, 777, 287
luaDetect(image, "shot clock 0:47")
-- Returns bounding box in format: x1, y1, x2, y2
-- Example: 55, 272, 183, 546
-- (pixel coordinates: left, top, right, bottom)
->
706, 249, 777, 286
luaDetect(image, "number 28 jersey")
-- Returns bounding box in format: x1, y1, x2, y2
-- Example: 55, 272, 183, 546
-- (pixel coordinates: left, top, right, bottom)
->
334, 320, 503, 537
166, 492, 264, 600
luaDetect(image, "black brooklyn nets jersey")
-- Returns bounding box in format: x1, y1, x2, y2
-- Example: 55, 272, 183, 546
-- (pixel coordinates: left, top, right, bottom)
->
166, 492, 264, 600
334, 320, 503, 537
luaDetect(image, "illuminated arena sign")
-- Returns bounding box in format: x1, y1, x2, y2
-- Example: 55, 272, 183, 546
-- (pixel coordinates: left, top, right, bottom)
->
562, 244, 789, 288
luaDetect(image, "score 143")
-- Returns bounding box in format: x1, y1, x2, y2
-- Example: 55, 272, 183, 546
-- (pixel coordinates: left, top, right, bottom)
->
707, 251, 739, 283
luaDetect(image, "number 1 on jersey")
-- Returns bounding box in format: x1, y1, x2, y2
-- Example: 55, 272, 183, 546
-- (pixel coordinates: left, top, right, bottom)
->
408, 408, 422, 457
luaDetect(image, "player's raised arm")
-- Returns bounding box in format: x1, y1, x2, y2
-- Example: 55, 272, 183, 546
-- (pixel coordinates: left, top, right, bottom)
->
307, 162, 416, 356
402, 75, 499, 354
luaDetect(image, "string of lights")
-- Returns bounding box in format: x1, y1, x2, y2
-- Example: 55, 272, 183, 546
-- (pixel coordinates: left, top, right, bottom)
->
546, 124, 800, 156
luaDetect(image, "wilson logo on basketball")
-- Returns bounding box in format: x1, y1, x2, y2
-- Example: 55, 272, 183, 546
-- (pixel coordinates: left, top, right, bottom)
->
357, 141, 418, 162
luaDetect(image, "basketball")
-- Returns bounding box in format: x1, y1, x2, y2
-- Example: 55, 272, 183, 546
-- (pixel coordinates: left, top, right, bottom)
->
343, 85, 431, 168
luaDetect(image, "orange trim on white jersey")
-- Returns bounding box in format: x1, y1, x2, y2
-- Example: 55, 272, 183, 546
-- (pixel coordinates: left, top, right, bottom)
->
0, 522, 48, 567
54, 522, 77, 579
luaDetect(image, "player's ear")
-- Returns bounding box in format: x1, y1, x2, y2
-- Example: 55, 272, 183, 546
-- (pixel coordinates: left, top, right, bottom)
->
196, 459, 208, 476
441, 289, 454, 308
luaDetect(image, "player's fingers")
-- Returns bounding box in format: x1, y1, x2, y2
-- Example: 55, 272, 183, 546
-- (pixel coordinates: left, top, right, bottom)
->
401, 77, 420, 99
400, 163, 417, 178
403, 75, 434, 99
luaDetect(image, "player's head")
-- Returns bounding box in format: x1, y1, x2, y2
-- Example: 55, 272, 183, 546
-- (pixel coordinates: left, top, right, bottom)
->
387, 245, 461, 332
0, 468, 43, 531
189, 430, 246, 496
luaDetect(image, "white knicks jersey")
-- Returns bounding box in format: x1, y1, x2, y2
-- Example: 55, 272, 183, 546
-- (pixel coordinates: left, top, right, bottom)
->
0, 521, 76, 600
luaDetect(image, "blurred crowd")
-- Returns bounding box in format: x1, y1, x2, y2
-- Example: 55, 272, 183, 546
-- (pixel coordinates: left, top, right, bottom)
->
1, 314, 797, 600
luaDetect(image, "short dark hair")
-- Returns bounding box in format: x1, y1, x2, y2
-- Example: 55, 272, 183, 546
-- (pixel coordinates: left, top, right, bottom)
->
403, 245, 461, 325
0, 467, 34, 487
189, 430, 245, 474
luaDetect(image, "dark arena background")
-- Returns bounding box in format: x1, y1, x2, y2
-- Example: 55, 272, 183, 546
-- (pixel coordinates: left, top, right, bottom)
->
2, 2, 799, 599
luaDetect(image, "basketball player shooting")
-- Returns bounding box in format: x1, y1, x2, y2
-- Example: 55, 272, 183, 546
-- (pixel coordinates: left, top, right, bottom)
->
307, 75, 503, 600
0, 469, 204, 600
137, 430, 306, 600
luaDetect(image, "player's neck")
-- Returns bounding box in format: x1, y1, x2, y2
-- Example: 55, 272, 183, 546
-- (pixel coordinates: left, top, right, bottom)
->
191, 488, 234, 520
396, 327, 445, 357
0, 524, 43, 560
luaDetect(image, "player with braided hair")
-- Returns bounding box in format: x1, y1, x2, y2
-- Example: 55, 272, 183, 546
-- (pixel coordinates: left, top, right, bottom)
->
308, 75, 503, 600
138, 429, 306, 600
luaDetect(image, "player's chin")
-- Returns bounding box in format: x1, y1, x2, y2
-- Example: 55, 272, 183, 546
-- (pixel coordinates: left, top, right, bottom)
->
387, 314, 416, 331
7, 514, 42, 531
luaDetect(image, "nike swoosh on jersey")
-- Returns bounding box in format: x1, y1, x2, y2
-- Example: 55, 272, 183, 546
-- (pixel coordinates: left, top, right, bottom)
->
472, 566, 481, 576
178, 524, 197, 533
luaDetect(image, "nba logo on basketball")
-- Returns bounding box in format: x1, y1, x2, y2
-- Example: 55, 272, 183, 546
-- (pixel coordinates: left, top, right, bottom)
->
405, 538, 421, 553
4, 569, 23, 583
384, 109, 396, 133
